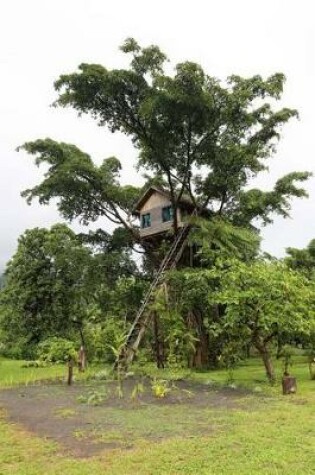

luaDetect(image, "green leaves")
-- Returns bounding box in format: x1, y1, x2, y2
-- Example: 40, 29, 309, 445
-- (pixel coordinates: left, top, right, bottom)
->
120, 37, 167, 76
0, 224, 93, 345
285, 238, 315, 279
19, 39, 311, 248
212, 260, 315, 339
189, 217, 260, 263
235, 170, 311, 226
19, 139, 142, 232
162, 260, 315, 378
51, 41, 305, 219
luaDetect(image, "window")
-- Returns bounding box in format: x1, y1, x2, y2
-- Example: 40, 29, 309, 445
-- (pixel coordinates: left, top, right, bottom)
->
162, 205, 174, 223
141, 213, 151, 228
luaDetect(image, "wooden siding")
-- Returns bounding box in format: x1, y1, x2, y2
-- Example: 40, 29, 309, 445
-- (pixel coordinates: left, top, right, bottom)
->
140, 218, 184, 238
141, 191, 171, 212
140, 205, 182, 238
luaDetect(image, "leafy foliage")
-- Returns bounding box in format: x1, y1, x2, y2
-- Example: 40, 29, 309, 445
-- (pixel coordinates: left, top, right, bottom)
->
151, 378, 171, 398
0, 224, 93, 352
285, 238, 315, 278
19, 39, 310, 246
6, 39, 314, 373
162, 261, 315, 380
189, 216, 260, 264
211, 260, 315, 381
77, 389, 108, 405
37, 337, 77, 363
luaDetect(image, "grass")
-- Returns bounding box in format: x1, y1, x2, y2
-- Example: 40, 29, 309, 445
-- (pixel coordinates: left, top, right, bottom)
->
0, 358, 65, 387
0, 355, 314, 474
0, 357, 103, 387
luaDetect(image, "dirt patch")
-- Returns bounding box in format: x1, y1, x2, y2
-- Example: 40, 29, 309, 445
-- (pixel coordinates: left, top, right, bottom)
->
0, 378, 250, 458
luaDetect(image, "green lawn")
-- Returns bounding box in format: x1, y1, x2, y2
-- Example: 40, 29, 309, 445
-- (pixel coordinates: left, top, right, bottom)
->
0, 356, 314, 474
0, 357, 106, 388
0, 358, 66, 387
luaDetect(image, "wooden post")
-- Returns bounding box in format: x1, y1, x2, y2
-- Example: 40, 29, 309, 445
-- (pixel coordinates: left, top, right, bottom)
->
67, 357, 74, 385
282, 375, 297, 394
309, 357, 315, 380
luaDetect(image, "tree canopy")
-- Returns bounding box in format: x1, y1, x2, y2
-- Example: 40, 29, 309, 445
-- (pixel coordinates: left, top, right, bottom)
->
285, 238, 315, 278
212, 260, 315, 380
19, 38, 310, 246
164, 260, 315, 380
0, 225, 93, 351
0, 222, 146, 359
6, 39, 314, 374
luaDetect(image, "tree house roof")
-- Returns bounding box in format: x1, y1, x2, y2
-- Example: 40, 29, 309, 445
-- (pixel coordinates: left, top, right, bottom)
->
132, 186, 195, 216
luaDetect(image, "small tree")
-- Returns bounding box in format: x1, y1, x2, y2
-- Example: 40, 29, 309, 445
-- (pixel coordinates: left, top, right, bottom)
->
212, 261, 315, 383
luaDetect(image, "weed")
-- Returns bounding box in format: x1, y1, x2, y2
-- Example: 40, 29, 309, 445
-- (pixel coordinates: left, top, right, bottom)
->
21, 360, 48, 368
77, 389, 108, 405
131, 382, 145, 401
73, 429, 89, 440
54, 408, 77, 419
151, 378, 171, 398
91, 369, 111, 381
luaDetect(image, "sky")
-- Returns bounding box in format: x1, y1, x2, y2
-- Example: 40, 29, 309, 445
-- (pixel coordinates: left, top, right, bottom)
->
0, 0, 315, 271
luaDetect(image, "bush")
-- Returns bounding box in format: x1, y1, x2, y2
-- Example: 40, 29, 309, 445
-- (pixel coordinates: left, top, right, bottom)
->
0, 338, 37, 360
84, 318, 126, 363
37, 337, 77, 363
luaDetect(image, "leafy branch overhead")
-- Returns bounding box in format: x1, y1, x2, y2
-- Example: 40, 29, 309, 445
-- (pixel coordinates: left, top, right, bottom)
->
19, 140, 141, 233
19, 38, 311, 242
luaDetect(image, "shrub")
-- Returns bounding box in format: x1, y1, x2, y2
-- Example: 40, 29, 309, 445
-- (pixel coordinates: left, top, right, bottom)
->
151, 378, 171, 398
37, 337, 77, 363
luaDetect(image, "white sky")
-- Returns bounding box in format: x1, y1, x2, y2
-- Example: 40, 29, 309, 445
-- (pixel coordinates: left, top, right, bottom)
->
0, 0, 315, 270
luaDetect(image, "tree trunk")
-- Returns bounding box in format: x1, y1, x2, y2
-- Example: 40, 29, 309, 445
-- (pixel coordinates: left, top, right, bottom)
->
245, 343, 251, 359
208, 304, 222, 368
78, 328, 87, 371
187, 311, 209, 369
152, 311, 165, 368
254, 339, 275, 383
190, 333, 209, 368
78, 346, 86, 372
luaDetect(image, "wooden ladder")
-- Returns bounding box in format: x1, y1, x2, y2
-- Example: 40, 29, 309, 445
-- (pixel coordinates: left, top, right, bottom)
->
114, 210, 197, 372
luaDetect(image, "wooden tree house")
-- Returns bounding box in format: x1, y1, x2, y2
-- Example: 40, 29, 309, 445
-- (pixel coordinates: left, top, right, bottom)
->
133, 186, 201, 268
133, 186, 196, 238
115, 187, 203, 372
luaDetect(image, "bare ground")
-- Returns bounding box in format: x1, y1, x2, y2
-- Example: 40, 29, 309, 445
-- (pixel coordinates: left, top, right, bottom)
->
0, 378, 252, 458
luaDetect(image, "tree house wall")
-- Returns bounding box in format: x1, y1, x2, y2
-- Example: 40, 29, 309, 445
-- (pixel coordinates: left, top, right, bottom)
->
139, 191, 183, 239
141, 192, 170, 212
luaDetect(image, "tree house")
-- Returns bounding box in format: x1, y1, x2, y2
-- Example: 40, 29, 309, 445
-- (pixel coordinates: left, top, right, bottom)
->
133, 186, 196, 240
115, 188, 203, 372
133, 186, 202, 268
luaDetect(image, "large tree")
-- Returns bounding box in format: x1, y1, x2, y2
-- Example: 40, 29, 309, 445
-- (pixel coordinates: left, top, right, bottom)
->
19, 38, 310, 251
16, 40, 312, 367
0, 225, 93, 353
